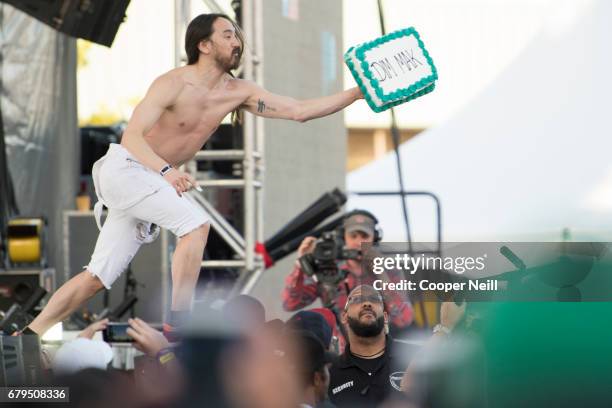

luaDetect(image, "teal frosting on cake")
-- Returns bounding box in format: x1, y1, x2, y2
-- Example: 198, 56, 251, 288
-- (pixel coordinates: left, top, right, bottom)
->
344, 27, 437, 112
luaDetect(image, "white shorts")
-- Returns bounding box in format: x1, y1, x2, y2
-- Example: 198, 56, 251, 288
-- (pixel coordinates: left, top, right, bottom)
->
87, 144, 209, 289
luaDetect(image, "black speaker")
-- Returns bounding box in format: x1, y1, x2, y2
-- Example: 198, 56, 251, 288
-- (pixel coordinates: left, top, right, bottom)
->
0, 335, 25, 386
197, 124, 244, 175
20, 334, 42, 385
1, 0, 130, 47
80, 126, 122, 175
0, 334, 41, 386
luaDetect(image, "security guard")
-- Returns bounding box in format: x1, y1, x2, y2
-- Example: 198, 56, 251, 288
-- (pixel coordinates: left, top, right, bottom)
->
327, 284, 415, 406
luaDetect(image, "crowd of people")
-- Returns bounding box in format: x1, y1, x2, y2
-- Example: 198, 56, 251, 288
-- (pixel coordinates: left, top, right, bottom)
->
10, 208, 607, 407
2, 208, 476, 408
18, 283, 465, 408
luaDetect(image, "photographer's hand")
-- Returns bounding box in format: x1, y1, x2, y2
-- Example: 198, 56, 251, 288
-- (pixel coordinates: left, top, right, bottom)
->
127, 317, 170, 356
297, 236, 317, 258
78, 318, 109, 339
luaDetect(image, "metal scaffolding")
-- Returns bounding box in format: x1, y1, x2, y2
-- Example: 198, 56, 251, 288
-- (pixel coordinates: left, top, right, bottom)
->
174, 0, 266, 295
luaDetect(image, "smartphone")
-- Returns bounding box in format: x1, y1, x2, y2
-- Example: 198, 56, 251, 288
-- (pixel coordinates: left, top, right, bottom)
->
103, 322, 133, 343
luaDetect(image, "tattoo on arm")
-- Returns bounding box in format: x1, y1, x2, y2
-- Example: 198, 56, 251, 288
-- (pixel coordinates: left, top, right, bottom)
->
257, 99, 276, 113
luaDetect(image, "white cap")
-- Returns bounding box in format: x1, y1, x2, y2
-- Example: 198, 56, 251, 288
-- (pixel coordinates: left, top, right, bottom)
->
52, 338, 113, 374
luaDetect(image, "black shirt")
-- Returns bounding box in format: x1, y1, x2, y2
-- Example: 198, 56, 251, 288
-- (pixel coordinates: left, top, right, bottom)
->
328, 336, 418, 407
351, 354, 385, 376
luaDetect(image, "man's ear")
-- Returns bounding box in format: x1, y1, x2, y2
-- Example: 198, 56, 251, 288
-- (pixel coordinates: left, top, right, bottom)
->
198, 39, 212, 55
313, 370, 323, 387
340, 309, 348, 326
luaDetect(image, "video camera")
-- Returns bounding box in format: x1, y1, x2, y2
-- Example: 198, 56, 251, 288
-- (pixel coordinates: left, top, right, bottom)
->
298, 229, 361, 286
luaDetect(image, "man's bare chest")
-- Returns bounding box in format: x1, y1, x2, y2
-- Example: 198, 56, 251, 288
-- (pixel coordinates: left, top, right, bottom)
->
165, 87, 242, 131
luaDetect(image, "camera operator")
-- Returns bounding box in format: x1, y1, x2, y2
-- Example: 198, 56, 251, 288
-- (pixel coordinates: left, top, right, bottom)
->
281, 210, 413, 336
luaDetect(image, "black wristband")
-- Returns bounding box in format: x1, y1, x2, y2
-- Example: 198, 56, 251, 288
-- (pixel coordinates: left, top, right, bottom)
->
160, 164, 172, 177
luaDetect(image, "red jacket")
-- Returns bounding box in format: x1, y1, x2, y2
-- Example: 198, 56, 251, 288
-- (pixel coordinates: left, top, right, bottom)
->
281, 261, 413, 329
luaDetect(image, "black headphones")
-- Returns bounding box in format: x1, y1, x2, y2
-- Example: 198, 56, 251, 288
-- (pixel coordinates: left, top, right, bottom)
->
342, 209, 383, 243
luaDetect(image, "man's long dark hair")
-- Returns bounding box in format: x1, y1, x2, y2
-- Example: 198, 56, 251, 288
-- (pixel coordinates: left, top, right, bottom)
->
185, 13, 244, 65
184, 13, 245, 125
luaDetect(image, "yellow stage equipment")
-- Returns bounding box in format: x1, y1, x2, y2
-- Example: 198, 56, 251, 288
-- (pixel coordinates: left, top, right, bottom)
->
7, 217, 45, 265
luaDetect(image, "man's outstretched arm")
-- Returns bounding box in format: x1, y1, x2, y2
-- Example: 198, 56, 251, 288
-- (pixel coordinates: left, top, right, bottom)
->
239, 80, 363, 123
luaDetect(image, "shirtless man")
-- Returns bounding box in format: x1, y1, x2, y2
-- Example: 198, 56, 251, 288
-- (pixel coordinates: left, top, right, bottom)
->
27, 13, 363, 337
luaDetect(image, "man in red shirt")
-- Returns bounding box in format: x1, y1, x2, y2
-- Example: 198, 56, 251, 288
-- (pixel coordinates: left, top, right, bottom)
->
281, 211, 413, 336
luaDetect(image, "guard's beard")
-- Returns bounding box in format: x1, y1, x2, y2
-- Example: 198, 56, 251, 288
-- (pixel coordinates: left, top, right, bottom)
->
347, 314, 385, 338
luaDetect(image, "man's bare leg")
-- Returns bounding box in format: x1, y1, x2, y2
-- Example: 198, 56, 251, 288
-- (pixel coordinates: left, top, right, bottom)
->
28, 271, 105, 335
29, 224, 208, 336
170, 223, 209, 311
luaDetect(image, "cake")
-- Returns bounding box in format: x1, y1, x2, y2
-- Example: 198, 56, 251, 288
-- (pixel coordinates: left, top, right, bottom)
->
344, 27, 438, 112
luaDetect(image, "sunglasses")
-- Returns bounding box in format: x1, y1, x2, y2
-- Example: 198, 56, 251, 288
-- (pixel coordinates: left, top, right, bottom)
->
345, 294, 383, 307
